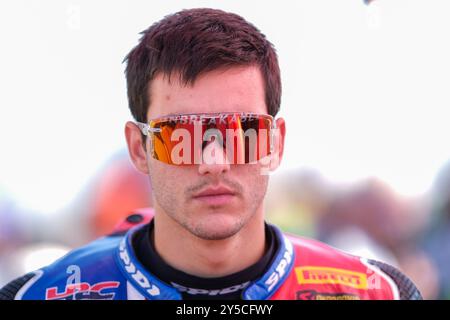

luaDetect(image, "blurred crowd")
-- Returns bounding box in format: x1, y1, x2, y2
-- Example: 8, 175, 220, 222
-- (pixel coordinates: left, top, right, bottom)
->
266, 162, 450, 300
1, 151, 450, 299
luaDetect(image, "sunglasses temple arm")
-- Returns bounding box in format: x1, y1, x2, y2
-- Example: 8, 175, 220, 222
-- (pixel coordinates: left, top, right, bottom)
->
135, 122, 161, 135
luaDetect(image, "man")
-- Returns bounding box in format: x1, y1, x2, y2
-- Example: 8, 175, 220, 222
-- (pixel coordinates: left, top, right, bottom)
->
0, 8, 421, 300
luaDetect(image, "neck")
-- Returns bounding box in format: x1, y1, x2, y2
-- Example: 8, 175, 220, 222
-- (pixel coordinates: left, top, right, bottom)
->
153, 206, 266, 278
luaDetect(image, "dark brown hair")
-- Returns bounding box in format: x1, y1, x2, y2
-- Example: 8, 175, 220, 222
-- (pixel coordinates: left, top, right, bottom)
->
124, 8, 281, 122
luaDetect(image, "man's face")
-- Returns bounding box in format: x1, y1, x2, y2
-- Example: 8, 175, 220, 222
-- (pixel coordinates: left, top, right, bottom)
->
140, 66, 282, 240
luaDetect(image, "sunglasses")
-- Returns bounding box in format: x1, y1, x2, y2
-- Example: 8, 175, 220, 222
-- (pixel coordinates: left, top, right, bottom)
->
136, 112, 276, 165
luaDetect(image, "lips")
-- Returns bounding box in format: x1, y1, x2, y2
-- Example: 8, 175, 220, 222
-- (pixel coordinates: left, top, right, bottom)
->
192, 186, 236, 206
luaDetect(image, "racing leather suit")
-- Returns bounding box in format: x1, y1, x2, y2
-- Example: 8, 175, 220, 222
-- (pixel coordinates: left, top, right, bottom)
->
0, 208, 422, 300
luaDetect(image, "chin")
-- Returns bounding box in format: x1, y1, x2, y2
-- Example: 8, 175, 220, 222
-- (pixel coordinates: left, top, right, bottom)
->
187, 213, 245, 241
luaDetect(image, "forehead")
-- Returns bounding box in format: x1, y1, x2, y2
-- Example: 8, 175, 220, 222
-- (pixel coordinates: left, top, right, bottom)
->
147, 66, 267, 120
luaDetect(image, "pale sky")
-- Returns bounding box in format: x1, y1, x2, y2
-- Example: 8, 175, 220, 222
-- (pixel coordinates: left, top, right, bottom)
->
1, 0, 449, 214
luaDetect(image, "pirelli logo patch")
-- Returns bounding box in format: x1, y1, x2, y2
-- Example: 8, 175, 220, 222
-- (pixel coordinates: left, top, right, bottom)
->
295, 266, 368, 289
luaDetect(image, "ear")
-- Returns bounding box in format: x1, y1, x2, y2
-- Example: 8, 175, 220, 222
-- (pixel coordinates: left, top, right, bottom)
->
269, 117, 286, 171
125, 121, 150, 174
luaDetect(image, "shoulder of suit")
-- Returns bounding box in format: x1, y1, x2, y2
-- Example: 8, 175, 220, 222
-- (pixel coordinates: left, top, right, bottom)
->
280, 232, 422, 300
0, 235, 126, 300
0, 209, 155, 300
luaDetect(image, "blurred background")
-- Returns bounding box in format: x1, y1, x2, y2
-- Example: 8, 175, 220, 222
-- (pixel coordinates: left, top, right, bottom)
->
0, 0, 449, 299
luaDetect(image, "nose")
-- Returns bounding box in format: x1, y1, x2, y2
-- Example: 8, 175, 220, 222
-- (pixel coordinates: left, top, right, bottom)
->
198, 138, 231, 175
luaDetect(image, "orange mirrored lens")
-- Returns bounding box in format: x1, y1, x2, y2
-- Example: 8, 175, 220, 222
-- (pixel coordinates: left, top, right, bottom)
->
148, 113, 273, 165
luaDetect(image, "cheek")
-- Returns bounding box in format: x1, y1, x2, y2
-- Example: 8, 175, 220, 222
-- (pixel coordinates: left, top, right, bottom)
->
148, 160, 189, 200
148, 161, 171, 196
238, 165, 269, 197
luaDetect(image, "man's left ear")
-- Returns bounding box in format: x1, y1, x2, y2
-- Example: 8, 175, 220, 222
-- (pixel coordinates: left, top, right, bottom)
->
269, 117, 286, 171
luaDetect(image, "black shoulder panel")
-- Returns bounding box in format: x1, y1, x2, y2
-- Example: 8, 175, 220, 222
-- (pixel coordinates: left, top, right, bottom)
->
368, 259, 423, 300
0, 273, 36, 300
